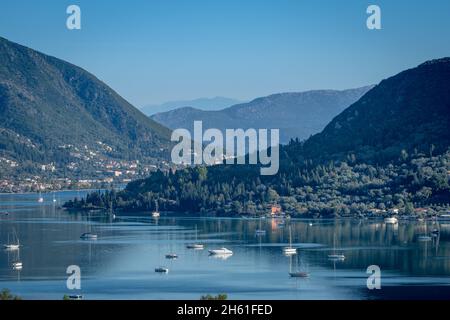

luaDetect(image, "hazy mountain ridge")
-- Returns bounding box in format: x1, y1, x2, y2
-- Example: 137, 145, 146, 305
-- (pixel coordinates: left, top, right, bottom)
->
141, 97, 242, 115
151, 87, 373, 143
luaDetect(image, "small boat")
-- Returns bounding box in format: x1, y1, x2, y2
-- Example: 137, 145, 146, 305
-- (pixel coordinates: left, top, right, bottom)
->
152, 200, 160, 218
155, 267, 169, 273
328, 254, 346, 261
282, 225, 297, 256
165, 253, 178, 259
186, 225, 204, 250
328, 233, 345, 261
384, 217, 398, 224
12, 261, 23, 270
4, 229, 20, 251
186, 244, 204, 250
208, 247, 233, 255
289, 252, 309, 278
289, 271, 309, 278
80, 233, 98, 240
431, 229, 440, 236
37, 191, 44, 203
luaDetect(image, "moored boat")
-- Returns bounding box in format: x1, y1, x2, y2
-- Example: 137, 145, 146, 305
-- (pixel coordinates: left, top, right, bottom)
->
208, 247, 233, 255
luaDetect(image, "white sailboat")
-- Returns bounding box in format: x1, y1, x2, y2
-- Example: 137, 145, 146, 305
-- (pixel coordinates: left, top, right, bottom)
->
37, 191, 44, 203
186, 225, 204, 249
283, 225, 297, 256
4, 229, 21, 251
255, 217, 266, 236
328, 233, 345, 261
152, 200, 160, 218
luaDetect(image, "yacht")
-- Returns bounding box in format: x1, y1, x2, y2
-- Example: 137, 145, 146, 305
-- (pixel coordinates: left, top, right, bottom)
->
283, 225, 297, 256
384, 217, 398, 224
208, 247, 233, 255
80, 233, 98, 240
155, 267, 169, 273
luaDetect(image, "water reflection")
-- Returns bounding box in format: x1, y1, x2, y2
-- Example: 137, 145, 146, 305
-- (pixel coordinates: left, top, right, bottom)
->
1, 191, 450, 299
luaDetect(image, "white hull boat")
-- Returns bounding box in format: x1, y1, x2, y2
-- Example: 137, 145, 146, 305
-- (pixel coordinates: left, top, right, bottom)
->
80, 233, 98, 240
4, 244, 20, 251
208, 248, 233, 255
283, 248, 297, 255
328, 254, 346, 261
384, 217, 398, 224
12, 262, 23, 270
186, 244, 204, 250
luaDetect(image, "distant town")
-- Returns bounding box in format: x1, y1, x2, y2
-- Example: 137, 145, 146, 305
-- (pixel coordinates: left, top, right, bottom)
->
0, 141, 174, 193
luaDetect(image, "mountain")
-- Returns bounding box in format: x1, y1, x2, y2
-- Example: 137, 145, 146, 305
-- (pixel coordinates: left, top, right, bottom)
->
0, 36, 171, 178
295, 58, 450, 163
151, 87, 373, 144
141, 97, 242, 115
72, 58, 450, 217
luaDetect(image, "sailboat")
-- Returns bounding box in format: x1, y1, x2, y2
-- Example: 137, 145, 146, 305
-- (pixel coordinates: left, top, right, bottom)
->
52, 192, 57, 203
152, 200, 160, 218
186, 225, 204, 249
255, 216, 266, 236
80, 212, 98, 240
289, 253, 309, 278
328, 233, 345, 261
4, 229, 21, 251
283, 225, 297, 255
37, 191, 44, 203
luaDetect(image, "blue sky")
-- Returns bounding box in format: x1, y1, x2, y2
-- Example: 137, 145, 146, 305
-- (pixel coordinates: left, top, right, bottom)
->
1, 0, 449, 107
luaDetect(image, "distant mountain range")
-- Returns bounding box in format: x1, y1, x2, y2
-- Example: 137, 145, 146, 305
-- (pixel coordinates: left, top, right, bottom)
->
151, 87, 373, 144
0, 37, 171, 178
85, 57, 450, 216
141, 97, 242, 116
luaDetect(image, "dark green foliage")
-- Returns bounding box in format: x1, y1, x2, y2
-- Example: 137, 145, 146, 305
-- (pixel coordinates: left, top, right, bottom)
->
70, 58, 450, 217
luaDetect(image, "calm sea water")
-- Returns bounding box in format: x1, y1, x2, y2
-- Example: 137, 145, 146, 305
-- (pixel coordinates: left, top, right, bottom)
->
1, 191, 450, 300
